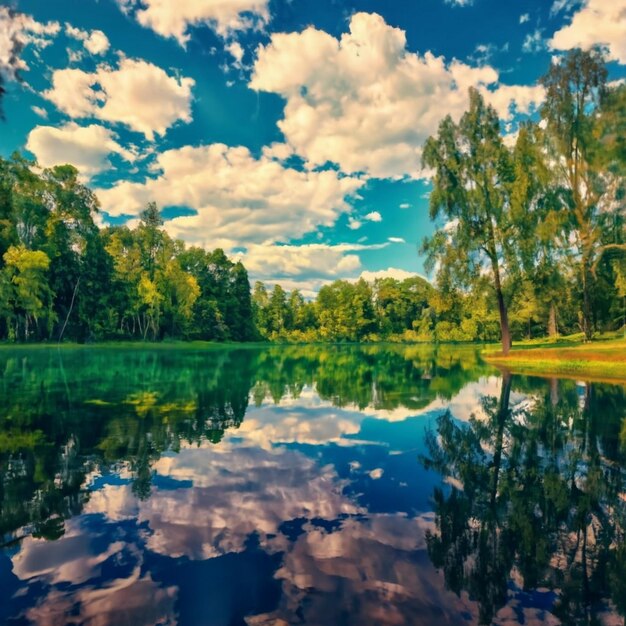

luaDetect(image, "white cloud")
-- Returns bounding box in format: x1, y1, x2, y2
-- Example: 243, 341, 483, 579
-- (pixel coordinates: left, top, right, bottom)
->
0, 8, 60, 80
250, 12, 544, 179
550, 0, 579, 16
550, 0, 626, 64
96, 144, 364, 248
388, 236, 406, 243
520, 13, 530, 24
31, 105, 47, 118
65, 24, 110, 55
226, 40, 244, 67
359, 267, 424, 282
117, 0, 270, 44
399, 203, 411, 209
26, 123, 135, 178
487, 83, 545, 119
348, 217, 362, 230
444, 0, 473, 6
364, 211, 382, 222
44, 57, 194, 139
239, 242, 391, 282
522, 29, 546, 53
262, 142, 293, 161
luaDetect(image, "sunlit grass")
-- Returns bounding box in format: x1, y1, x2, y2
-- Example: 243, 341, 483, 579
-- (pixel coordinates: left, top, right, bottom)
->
484, 335, 626, 382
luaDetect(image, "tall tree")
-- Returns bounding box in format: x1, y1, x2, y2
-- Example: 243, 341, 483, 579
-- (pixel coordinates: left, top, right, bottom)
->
539, 48, 620, 340
422, 88, 514, 353
230, 262, 255, 341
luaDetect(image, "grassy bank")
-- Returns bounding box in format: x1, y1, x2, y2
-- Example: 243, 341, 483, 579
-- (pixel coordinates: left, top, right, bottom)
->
483, 334, 626, 383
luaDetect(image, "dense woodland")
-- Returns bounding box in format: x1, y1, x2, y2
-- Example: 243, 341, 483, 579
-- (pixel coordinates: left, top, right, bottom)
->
0, 48, 623, 346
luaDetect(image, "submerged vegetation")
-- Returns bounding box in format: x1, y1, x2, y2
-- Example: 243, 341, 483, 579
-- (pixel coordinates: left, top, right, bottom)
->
0, 49, 623, 347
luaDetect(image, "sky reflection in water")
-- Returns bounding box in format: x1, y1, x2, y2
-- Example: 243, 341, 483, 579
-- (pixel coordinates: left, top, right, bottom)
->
0, 345, 624, 625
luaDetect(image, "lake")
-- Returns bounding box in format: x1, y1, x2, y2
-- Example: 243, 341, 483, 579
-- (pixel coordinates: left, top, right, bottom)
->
0, 344, 624, 625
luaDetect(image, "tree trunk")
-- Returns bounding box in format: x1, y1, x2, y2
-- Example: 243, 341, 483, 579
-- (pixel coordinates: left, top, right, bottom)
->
580, 255, 593, 341
548, 302, 558, 338
492, 262, 511, 355
58, 277, 80, 343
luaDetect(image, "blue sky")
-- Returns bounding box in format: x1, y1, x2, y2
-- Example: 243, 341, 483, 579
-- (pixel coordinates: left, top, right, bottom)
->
1, 0, 625, 295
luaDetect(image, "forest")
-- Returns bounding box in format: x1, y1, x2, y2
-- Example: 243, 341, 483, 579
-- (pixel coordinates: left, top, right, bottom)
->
0, 48, 623, 346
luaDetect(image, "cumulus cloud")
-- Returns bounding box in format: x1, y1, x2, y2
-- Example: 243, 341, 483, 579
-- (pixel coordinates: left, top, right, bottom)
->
364, 211, 382, 222
239, 242, 392, 283
250, 12, 544, 179
388, 237, 406, 244
65, 24, 110, 55
26, 122, 135, 178
550, 0, 626, 64
96, 144, 364, 248
117, 0, 270, 43
0, 8, 60, 80
358, 268, 425, 283
44, 57, 194, 139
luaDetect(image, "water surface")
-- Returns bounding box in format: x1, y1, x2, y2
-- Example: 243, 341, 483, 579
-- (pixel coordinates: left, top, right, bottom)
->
0, 345, 624, 625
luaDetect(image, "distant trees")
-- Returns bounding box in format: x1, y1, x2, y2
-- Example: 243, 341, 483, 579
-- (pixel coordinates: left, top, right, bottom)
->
252, 276, 434, 342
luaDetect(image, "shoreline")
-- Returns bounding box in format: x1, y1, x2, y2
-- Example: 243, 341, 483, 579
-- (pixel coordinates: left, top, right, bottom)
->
483, 337, 626, 383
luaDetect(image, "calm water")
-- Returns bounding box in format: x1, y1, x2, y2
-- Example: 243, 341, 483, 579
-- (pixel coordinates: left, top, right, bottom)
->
0, 345, 624, 626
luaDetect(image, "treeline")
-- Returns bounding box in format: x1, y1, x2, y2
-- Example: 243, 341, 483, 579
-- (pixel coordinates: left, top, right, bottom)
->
252, 277, 435, 342
0, 158, 255, 342
422, 48, 625, 353
0, 48, 623, 346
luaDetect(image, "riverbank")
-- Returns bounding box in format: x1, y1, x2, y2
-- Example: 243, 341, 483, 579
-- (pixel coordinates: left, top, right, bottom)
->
483, 335, 626, 383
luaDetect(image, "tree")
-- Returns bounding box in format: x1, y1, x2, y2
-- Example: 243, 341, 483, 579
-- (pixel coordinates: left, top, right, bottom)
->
1, 245, 54, 340
509, 123, 567, 337
422, 88, 514, 353
539, 48, 623, 340
267, 284, 289, 337
229, 262, 255, 341
252, 281, 270, 339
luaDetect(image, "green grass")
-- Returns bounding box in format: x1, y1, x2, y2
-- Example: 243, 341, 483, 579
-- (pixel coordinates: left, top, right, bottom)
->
483, 335, 626, 382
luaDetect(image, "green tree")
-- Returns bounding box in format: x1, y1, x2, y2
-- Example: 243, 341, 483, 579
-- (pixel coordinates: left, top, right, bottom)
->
1, 245, 54, 340
422, 88, 514, 353
252, 281, 270, 339
539, 48, 623, 339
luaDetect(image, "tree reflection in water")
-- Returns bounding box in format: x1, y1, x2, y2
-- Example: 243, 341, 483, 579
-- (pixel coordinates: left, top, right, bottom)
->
423, 373, 626, 624
1, 345, 625, 625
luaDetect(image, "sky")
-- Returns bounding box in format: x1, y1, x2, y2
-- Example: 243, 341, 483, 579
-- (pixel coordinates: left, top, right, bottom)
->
1, 0, 625, 296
